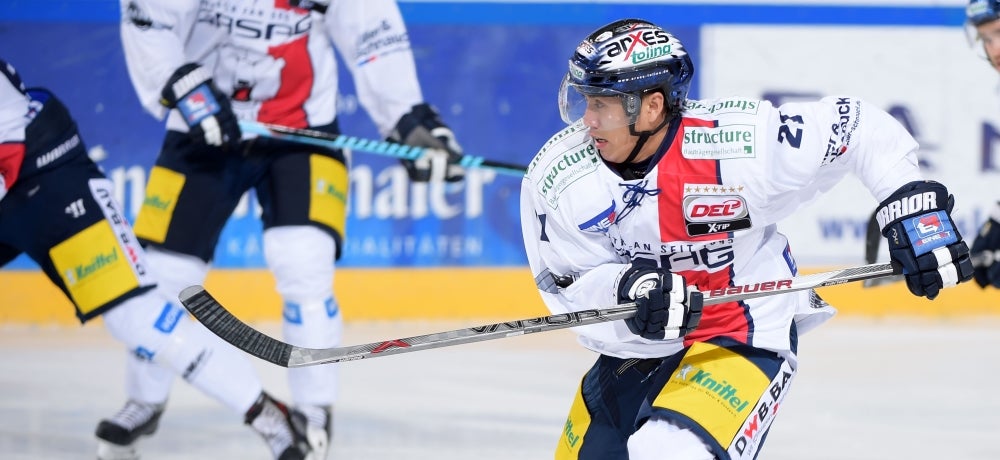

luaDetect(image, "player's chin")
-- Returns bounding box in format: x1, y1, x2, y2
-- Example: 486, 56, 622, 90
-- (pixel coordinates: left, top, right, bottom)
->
597, 144, 629, 163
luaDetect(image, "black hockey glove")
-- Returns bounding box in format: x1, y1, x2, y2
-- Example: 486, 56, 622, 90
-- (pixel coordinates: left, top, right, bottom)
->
160, 63, 241, 151
387, 103, 465, 182
970, 203, 1000, 289
289, 0, 328, 13
876, 180, 974, 299
617, 264, 703, 340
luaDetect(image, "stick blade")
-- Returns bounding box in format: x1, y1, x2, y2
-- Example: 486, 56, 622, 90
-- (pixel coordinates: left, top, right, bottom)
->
178, 286, 294, 368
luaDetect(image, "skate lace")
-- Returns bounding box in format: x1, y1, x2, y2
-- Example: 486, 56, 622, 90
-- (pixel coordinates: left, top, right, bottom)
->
110, 401, 160, 430
251, 401, 295, 456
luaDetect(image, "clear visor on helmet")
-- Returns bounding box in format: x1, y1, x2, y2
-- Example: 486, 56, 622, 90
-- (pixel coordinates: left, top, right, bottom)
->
558, 75, 640, 130
966, 21, 1000, 60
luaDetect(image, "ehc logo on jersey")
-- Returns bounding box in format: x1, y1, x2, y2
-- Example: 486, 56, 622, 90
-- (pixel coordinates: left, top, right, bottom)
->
578, 201, 616, 233
683, 189, 752, 236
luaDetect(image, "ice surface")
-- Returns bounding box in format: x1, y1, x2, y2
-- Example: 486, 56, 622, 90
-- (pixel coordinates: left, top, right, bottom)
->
2, 317, 999, 459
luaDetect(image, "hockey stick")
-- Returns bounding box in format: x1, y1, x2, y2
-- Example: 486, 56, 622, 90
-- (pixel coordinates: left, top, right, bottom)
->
178, 262, 900, 368
863, 209, 905, 288
239, 120, 528, 177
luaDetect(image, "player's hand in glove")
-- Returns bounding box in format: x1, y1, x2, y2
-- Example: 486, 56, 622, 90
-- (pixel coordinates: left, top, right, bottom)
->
876, 180, 974, 299
617, 264, 703, 340
387, 103, 465, 182
160, 63, 241, 151
970, 202, 1000, 289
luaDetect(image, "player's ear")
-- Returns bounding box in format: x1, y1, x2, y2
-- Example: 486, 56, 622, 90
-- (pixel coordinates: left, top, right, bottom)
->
643, 91, 665, 120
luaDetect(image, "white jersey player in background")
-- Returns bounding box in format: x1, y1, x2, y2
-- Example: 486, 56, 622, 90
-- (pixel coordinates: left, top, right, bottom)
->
966, 0, 1000, 289
112, 1, 466, 459
0, 59, 313, 460
520, 19, 974, 459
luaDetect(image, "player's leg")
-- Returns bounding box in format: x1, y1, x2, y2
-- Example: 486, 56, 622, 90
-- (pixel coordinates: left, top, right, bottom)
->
257, 144, 349, 460
629, 338, 797, 459
555, 355, 664, 459
115, 133, 312, 458
92, 353, 174, 460
102, 290, 311, 459
4, 160, 290, 458
0, 144, 173, 459
93, 247, 210, 458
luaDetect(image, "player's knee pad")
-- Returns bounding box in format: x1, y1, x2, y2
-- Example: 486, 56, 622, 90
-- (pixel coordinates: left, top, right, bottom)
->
105, 292, 263, 410
104, 291, 244, 384
283, 298, 342, 406
145, 246, 211, 297
282, 298, 342, 347
627, 418, 715, 460
264, 225, 335, 303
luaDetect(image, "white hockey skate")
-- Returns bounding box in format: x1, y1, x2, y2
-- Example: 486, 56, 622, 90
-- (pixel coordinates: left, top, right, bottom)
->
95, 400, 165, 460
298, 405, 333, 460
245, 392, 314, 460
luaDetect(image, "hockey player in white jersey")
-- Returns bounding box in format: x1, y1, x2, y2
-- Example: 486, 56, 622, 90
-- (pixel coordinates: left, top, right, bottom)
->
112, 0, 466, 458
520, 19, 974, 459
966, 0, 1000, 289
0, 59, 313, 460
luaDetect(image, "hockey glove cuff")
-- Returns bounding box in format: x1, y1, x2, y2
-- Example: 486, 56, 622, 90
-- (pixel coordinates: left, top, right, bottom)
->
387, 103, 465, 182
970, 201, 1000, 289
617, 264, 703, 340
876, 180, 974, 299
160, 63, 241, 151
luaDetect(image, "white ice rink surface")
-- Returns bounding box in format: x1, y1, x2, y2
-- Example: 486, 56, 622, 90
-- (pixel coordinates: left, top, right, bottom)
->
3, 316, 1000, 460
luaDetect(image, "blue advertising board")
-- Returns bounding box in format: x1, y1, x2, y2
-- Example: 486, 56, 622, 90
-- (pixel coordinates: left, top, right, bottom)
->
0, 1, 963, 269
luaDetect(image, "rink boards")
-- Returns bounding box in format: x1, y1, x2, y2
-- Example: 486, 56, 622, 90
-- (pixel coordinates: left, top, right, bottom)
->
1, 2, 998, 323
1, 268, 996, 325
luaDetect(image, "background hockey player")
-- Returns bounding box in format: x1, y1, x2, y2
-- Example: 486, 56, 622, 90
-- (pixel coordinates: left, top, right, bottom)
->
0, 58, 314, 460
113, 1, 467, 458
966, 0, 1000, 290
520, 19, 974, 459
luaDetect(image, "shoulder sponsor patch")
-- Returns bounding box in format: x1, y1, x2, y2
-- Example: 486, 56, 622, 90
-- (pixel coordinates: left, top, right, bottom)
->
534, 142, 600, 209
682, 124, 756, 160
684, 98, 761, 116
683, 184, 753, 236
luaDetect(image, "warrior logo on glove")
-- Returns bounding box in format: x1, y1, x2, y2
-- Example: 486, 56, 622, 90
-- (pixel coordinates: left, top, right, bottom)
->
160, 63, 242, 151
876, 180, 974, 299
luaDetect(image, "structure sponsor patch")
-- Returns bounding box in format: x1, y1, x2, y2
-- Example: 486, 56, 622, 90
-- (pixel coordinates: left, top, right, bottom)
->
682, 124, 756, 160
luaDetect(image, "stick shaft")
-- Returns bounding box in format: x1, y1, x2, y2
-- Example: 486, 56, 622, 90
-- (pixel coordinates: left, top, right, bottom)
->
179, 262, 898, 367
240, 120, 528, 177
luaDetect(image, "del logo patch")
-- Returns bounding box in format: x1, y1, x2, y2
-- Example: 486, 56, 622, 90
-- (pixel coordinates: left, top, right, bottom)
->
682, 185, 752, 236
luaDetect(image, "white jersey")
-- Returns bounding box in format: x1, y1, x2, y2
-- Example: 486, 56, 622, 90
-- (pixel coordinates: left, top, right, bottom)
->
0, 61, 28, 146
120, 0, 424, 136
520, 96, 923, 359
0, 60, 29, 200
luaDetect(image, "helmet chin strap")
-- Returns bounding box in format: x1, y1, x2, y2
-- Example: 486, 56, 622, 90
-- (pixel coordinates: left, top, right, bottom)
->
618, 115, 670, 166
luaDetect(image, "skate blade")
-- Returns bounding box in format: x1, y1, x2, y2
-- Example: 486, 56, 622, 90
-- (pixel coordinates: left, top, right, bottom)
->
96, 440, 140, 460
